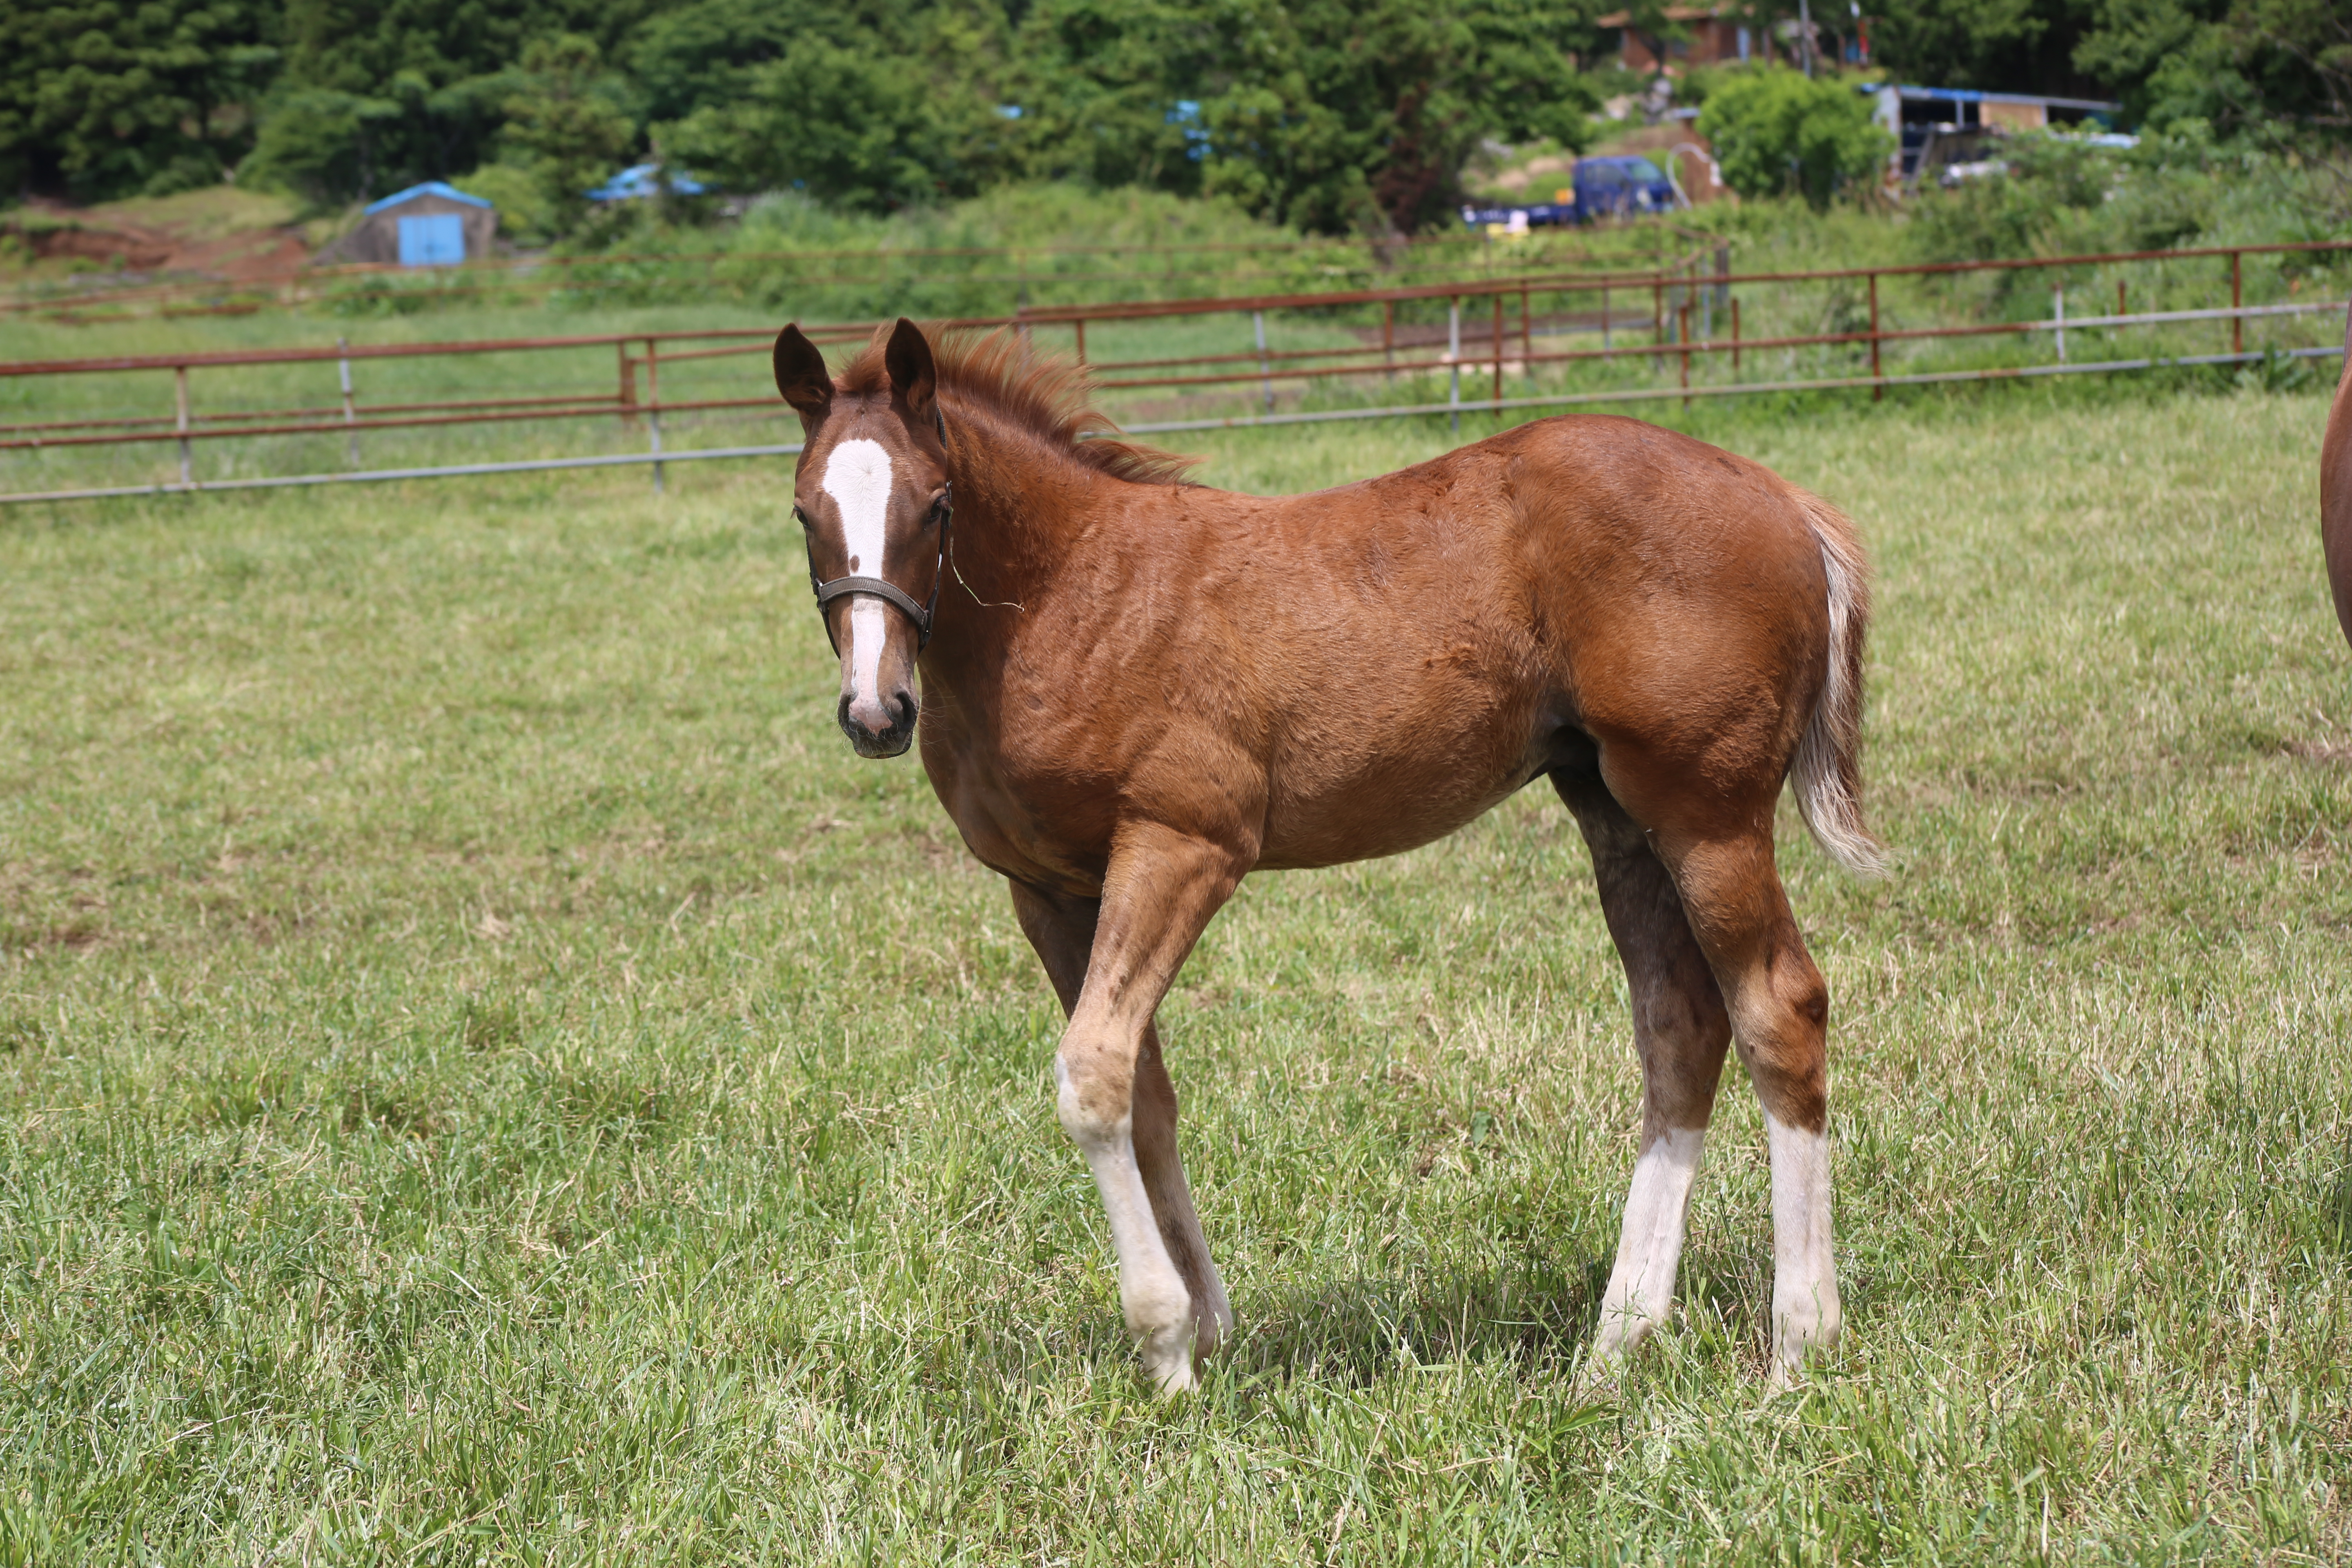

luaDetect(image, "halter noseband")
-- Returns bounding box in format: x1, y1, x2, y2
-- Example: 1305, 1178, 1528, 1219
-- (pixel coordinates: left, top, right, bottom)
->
803, 479, 951, 654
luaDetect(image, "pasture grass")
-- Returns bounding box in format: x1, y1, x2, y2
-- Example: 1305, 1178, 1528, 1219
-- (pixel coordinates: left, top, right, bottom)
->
0, 384, 2348, 1563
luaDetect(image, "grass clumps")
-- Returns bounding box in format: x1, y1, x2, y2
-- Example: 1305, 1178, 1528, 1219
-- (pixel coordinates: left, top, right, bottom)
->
0, 388, 2346, 1559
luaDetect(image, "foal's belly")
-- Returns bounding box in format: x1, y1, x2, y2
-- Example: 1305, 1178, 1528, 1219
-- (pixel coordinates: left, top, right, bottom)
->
1252, 701, 1572, 871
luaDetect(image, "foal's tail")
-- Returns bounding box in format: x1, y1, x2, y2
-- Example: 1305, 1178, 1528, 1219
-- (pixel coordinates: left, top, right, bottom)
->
1788, 490, 1887, 878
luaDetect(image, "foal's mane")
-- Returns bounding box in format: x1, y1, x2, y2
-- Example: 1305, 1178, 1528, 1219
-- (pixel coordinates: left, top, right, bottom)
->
837, 325, 1196, 487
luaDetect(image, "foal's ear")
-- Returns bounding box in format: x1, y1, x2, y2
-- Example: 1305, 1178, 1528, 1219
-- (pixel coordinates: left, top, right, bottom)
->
884, 317, 938, 426
772, 324, 833, 420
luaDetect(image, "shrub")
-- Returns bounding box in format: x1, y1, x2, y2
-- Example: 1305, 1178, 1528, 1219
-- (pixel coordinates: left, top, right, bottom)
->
451, 164, 558, 248
1696, 68, 1893, 210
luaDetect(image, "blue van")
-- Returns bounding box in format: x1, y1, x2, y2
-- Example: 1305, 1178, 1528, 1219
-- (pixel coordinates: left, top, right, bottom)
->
1461, 155, 1681, 230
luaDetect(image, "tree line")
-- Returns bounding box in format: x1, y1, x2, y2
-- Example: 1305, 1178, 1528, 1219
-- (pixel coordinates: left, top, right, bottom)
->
2, 0, 2343, 235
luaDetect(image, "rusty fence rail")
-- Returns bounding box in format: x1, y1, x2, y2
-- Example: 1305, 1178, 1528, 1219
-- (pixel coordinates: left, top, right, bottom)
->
4, 238, 2347, 506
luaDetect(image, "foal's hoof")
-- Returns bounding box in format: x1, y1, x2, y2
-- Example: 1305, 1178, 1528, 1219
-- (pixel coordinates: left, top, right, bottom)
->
1582, 1306, 1662, 1387
1768, 1291, 1842, 1389
1138, 1327, 1198, 1396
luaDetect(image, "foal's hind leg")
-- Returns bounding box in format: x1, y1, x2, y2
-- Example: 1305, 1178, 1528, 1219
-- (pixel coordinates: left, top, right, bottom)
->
1555, 773, 1734, 1367
1651, 825, 1843, 1382
1009, 853, 1238, 1392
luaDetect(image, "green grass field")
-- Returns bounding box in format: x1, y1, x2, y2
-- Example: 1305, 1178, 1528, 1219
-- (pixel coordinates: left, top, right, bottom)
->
1, 382, 2347, 1563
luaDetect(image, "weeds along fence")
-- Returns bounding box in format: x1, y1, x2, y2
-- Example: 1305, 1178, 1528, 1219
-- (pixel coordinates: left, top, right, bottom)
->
1, 226, 1718, 325
4, 238, 2347, 507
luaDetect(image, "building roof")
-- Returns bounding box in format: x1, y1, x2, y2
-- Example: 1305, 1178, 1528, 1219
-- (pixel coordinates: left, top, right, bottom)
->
362, 181, 494, 216
1875, 84, 2120, 112
1595, 6, 1725, 23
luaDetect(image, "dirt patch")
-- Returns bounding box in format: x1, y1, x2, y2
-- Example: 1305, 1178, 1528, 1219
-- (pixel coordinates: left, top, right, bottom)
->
13, 214, 173, 272
3, 191, 312, 285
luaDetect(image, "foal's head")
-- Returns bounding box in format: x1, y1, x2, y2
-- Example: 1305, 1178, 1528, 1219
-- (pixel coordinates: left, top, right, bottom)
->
773, 318, 949, 760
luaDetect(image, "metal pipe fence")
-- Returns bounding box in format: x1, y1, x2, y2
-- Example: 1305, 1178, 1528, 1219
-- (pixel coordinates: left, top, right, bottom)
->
5, 238, 2346, 506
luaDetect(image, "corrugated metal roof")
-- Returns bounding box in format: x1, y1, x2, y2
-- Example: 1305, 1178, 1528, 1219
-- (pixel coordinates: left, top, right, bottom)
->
362, 182, 495, 215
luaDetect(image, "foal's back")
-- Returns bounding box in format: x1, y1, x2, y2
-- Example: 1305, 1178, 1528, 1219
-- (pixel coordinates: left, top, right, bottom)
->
1176, 415, 1837, 868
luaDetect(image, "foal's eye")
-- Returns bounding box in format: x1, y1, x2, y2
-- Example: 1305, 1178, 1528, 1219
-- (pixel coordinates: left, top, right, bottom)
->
793, 506, 813, 528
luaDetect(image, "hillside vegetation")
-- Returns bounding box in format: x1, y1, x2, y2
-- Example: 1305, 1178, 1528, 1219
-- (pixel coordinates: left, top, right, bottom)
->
3, 0, 2346, 241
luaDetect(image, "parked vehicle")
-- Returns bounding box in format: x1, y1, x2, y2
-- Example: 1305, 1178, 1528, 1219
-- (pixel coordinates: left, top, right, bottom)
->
1461, 155, 1681, 231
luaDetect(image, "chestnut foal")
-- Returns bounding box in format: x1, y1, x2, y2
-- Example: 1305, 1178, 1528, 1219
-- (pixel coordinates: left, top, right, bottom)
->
774, 318, 1883, 1393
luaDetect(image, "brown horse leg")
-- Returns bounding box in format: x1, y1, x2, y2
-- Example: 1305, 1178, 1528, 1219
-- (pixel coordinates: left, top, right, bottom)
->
1011, 827, 1248, 1393
1556, 773, 1734, 1366
1653, 824, 1843, 1383
1009, 879, 1234, 1374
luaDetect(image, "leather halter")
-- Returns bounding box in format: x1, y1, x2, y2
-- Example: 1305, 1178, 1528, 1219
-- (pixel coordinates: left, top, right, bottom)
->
802, 481, 951, 655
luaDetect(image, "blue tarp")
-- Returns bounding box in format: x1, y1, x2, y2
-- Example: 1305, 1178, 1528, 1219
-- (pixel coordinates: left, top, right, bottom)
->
586, 164, 711, 202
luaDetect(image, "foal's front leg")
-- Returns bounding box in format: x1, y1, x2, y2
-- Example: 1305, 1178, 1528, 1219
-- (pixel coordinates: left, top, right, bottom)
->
1016, 826, 1247, 1393
1011, 877, 1234, 1384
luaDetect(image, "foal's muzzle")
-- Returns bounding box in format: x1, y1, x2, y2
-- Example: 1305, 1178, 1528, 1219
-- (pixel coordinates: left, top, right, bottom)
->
839, 687, 918, 758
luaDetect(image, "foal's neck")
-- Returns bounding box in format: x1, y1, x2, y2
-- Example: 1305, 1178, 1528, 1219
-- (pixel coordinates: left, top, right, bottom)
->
939, 395, 1127, 599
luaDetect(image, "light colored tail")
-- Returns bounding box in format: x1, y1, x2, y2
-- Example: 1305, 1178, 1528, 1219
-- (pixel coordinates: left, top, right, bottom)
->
1788, 490, 1886, 878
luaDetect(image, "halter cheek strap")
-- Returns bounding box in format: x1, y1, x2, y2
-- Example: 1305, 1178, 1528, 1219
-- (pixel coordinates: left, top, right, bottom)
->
806, 480, 951, 654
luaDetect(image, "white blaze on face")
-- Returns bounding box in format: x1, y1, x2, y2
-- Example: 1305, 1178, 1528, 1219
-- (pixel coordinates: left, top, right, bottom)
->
821, 437, 895, 716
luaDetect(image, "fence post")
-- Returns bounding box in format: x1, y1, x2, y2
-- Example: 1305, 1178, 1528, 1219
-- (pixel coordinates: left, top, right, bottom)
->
174, 366, 191, 486
619, 343, 637, 429
337, 336, 358, 466
1653, 278, 1664, 347
1520, 287, 1532, 368
1732, 296, 1742, 375
1868, 272, 1882, 401
1492, 292, 1505, 405
1074, 318, 1086, 365
1253, 310, 1273, 412
1448, 297, 1461, 436
1383, 299, 1396, 384
2054, 287, 2066, 365
1601, 283, 1611, 351
647, 336, 664, 494
2231, 251, 2243, 356
1679, 304, 1692, 409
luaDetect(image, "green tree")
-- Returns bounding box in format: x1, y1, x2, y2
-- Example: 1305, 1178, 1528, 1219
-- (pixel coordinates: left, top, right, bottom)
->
0, 0, 279, 201
1697, 67, 1893, 208
239, 88, 402, 206
662, 41, 1009, 212
1011, 0, 1598, 234
2076, 0, 2350, 140
1867, 0, 2101, 98
236, 0, 668, 209
498, 34, 637, 229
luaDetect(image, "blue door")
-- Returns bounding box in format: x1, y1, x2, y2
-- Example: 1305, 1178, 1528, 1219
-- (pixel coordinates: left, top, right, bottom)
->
396, 212, 466, 267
